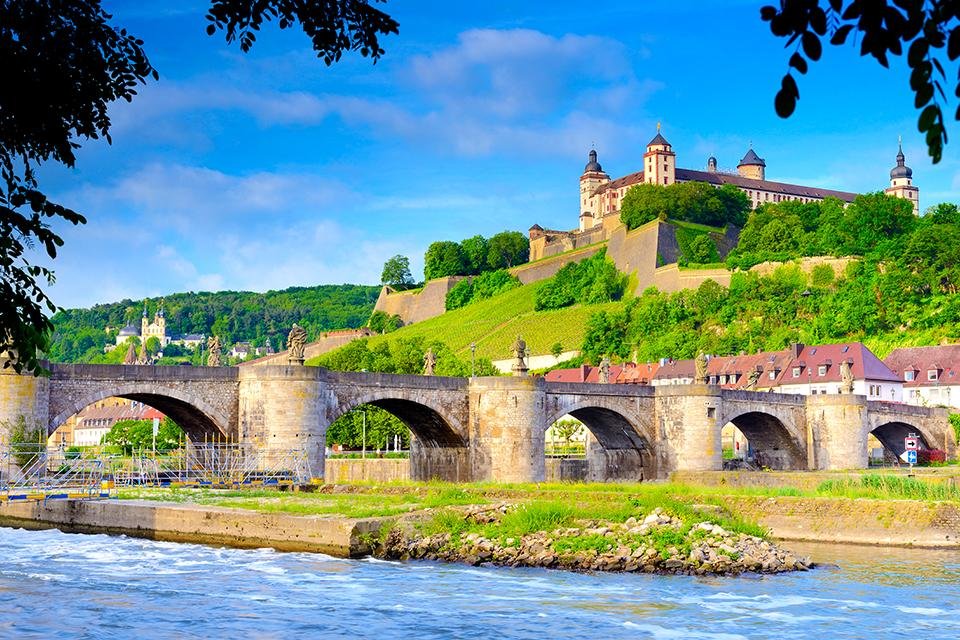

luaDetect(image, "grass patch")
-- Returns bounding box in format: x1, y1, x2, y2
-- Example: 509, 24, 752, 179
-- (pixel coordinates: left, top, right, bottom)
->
815, 474, 960, 501
552, 534, 615, 555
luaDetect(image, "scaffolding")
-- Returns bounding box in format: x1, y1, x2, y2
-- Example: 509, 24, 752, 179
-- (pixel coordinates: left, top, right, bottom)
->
0, 443, 109, 502
112, 443, 313, 489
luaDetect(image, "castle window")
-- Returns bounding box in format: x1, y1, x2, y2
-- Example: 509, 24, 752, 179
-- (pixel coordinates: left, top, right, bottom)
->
663, 177, 668, 184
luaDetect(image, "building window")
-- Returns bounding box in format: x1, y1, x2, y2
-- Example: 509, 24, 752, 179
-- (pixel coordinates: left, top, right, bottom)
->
928, 369, 939, 381
768, 370, 776, 380
663, 177, 668, 185
818, 365, 827, 376
720, 375, 728, 384
792, 367, 801, 378
905, 370, 915, 381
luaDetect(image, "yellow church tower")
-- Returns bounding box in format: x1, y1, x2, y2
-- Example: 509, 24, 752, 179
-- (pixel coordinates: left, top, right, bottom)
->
884, 139, 920, 215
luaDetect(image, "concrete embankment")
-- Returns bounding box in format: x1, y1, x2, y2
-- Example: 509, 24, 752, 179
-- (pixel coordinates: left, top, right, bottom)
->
720, 495, 960, 549
0, 499, 384, 557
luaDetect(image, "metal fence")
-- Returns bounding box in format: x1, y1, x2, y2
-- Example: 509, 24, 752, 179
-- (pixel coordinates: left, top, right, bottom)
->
0, 442, 314, 500
111, 443, 313, 488
0, 443, 108, 501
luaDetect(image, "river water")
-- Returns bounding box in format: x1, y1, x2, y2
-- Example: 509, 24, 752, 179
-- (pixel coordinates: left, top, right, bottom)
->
1, 527, 959, 639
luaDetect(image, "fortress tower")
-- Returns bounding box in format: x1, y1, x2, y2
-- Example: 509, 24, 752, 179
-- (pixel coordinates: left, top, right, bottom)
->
579, 149, 610, 230
643, 124, 675, 186
737, 147, 766, 180
884, 140, 920, 215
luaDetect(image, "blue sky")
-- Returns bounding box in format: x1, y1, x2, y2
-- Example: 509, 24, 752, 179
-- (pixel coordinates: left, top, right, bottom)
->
41, 0, 959, 308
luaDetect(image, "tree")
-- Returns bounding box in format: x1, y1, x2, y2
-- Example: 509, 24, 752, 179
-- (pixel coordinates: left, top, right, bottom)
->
380, 254, 414, 289
424, 241, 466, 280
459, 235, 489, 275
102, 417, 185, 454
2, 1, 398, 375
761, 1, 959, 163
487, 231, 529, 270
145, 336, 162, 357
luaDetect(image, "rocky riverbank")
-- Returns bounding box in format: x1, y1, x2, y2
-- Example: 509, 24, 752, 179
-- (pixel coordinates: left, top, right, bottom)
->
377, 503, 813, 575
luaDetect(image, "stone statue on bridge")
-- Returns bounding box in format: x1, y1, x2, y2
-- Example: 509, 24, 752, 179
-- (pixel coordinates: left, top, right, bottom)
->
423, 348, 436, 376
746, 367, 761, 390
511, 334, 529, 377
840, 359, 854, 394
695, 351, 708, 385
287, 324, 307, 365
207, 335, 222, 367
598, 356, 611, 384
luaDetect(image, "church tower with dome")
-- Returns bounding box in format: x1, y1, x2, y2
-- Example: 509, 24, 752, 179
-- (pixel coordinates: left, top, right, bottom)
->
884, 139, 920, 215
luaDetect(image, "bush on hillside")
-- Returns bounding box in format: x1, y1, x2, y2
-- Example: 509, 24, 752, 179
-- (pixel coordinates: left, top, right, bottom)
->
368, 310, 403, 334
445, 270, 522, 310
534, 249, 627, 311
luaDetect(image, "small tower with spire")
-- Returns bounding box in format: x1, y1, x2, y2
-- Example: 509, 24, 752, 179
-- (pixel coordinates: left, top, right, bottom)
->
644, 122, 676, 186
884, 138, 919, 215
579, 147, 610, 231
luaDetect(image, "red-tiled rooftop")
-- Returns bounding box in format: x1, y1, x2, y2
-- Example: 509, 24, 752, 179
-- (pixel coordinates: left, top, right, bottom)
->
884, 345, 960, 387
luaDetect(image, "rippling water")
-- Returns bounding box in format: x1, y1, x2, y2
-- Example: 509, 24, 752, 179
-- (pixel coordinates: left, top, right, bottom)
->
2, 527, 960, 639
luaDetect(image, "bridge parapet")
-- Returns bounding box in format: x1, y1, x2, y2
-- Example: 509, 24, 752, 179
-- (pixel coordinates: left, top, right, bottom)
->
50, 363, 239, 381
543, 381, 654, 398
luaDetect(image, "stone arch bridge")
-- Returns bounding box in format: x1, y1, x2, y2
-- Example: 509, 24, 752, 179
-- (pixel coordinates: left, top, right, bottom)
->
1, 364, 953, 483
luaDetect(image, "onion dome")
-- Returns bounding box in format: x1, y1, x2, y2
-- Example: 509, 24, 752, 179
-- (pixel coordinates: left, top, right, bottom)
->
890, 142, 912, 180
583, 149, 603, 173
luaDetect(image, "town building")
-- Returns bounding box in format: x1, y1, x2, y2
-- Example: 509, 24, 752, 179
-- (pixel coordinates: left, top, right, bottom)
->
68, 398, 166, 447
884, 345, 960, 409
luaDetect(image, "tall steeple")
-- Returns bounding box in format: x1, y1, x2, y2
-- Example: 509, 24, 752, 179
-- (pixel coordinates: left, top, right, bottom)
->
579, 147, 610, 230
884, 137, 919, 215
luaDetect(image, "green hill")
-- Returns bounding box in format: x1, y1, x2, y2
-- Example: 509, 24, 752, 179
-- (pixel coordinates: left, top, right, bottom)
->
313, 195, 960, 370
309, 281, 620, 364
50, 284, 379, 363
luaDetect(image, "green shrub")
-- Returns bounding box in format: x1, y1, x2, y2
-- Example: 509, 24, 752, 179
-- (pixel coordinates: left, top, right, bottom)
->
535, 249, 626, 311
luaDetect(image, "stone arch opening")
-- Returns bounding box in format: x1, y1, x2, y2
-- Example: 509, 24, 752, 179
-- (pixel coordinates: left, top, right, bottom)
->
329, 395, 468, 482
50, 389, 229, 444
722, 411, 805, 470
330, 397, 465, 449
869, 421, 932, 463
545, 404, 655, 482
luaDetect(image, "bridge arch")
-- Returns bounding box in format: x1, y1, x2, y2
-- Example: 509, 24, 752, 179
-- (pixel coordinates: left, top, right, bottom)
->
544, 395, 657, 481
718, 408, 807, 470
49, 384, 231, 441
328, 391, 467, 448
864, 417, 935, 459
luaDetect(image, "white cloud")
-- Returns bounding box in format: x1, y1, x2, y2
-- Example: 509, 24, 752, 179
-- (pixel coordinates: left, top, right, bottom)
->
108, 28, 661, 158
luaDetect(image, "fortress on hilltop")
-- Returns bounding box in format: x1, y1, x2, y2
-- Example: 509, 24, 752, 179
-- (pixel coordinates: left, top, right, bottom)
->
528, 127, 920, 261
374, 127, 920, 331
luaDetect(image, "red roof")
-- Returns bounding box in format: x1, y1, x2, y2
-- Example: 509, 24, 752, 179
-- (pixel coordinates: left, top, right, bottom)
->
545, 362, 659, 384
773, 342, 898, 385
884, 345, 960, 387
